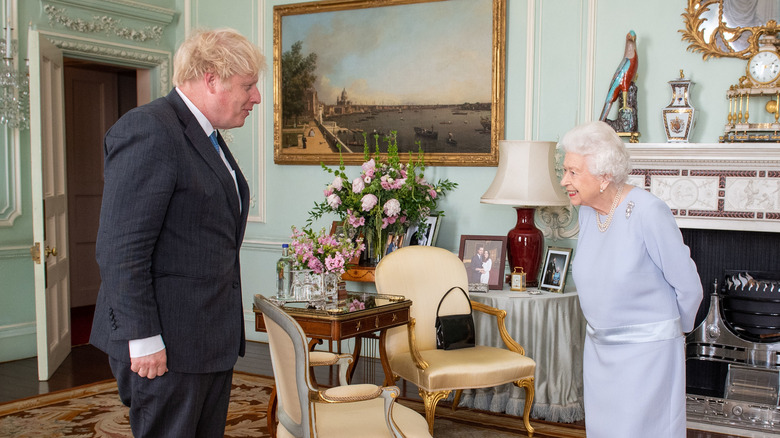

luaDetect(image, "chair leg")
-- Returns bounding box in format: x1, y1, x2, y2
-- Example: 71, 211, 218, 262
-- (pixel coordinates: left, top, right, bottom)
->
451, 389, 463, 412
514, 377, 535, 437
267, 386, 278, 438
418, 388, 451, 435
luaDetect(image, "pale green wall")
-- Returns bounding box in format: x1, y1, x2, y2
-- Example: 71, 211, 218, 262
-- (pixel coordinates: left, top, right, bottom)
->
0, 0, 749, 361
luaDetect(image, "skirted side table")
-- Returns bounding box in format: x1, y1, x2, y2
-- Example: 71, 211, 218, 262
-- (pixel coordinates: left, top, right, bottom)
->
465, 289, 586, 423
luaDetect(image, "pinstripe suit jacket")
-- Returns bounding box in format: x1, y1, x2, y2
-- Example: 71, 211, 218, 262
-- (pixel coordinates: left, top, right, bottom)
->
90, 89, 250, 373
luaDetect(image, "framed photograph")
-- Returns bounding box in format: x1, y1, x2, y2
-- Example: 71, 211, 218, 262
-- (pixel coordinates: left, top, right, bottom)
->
404, 215, 441, 247
539, 247, 573, 293
329, 220, 344, 237
385, 233, 405, 256
273, 0, 506, 167
457, 235, 507, 290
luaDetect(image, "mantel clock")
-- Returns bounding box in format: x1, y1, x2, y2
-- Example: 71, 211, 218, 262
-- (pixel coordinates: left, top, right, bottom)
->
722, 36, 780, 142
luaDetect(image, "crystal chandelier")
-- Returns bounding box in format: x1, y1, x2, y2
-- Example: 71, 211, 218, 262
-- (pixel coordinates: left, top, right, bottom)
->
0, 0, 28, 130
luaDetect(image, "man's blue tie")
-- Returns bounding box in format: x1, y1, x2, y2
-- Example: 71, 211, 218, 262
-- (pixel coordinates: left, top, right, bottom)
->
209, 131, 220, 152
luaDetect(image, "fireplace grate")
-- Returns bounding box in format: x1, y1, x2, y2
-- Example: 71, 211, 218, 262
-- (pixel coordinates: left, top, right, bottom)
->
686, 276, 780, 432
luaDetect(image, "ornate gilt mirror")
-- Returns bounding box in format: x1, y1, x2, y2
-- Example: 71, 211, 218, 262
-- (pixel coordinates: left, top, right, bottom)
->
681, 0, 780, 59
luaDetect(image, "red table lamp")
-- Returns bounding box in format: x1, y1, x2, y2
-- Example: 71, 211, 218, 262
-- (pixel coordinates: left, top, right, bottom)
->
480, 141, 569, 286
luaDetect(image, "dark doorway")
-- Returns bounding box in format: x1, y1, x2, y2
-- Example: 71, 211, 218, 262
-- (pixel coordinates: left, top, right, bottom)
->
64, 59, 138, 344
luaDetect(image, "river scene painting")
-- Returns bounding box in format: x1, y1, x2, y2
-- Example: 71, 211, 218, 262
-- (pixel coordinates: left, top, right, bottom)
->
273, 0, 504, 166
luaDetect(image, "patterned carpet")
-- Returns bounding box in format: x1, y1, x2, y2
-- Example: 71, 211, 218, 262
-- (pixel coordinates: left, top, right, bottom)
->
0, 372, 272, 437
0, 372, 578, 437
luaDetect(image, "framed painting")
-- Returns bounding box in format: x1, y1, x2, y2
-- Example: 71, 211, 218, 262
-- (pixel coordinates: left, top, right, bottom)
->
539, 247, 573, 293
457, 235, 507, 290
273, 0, 506, 166
403, 215, 441, 247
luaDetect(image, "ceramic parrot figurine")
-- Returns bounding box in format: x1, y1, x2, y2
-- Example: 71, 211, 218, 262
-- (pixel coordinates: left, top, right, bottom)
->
599, 30, 638, 122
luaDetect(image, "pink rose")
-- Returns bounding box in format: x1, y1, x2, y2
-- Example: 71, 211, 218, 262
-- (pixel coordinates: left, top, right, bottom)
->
362, 159, 376, 178
361, 194, 378, 211
332, 176, 343, 191
383, 198, 401, 217
327, 194, 341, 208
352, 177, 365, 193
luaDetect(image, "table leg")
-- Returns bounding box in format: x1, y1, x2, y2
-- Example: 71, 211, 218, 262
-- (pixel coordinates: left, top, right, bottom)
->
379, 329, 396, 387
267, 385, 277, 438
346, 335, 362, 382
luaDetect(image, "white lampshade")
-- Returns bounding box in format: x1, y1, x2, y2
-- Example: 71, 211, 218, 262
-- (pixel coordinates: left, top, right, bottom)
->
480, 140, 569, 206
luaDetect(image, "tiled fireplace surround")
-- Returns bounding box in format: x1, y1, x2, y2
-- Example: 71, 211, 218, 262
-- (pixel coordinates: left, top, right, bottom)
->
627, 143, 780, 432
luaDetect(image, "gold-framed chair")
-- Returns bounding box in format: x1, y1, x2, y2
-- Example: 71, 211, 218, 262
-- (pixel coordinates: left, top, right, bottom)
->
256, 295, 431, 438
375, 246, 536, 436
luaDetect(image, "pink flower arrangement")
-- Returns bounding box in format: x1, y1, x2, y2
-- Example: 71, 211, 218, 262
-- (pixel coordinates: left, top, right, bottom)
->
289, 226, 364, 274
309, 132, 456, 260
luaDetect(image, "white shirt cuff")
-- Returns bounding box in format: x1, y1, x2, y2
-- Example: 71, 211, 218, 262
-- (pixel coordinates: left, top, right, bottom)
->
128, 335, 165, 358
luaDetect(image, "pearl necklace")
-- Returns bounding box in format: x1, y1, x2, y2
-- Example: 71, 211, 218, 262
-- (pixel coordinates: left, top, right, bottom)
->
596, 184, 624, 233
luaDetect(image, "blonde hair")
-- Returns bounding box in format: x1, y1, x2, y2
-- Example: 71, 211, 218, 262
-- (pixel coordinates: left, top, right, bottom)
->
559, 121, 631, 185
172, 28, 265, 86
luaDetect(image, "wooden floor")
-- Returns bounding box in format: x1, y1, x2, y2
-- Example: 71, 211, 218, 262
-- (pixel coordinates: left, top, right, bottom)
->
0, 343, 750, 438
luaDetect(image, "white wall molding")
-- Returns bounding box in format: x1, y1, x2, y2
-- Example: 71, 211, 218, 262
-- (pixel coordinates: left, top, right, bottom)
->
42, 0, 177, 43
0, 129, 21, 226
524, 1, 535, 140
0, 321, 36, 340
47, 0, 176, 24
0, 244, 31, 259
0, 321, 37, 363
38, 30, 172, 97
249, 1, 266, 223
242, 238, 287, 253
584, 0, 597, 123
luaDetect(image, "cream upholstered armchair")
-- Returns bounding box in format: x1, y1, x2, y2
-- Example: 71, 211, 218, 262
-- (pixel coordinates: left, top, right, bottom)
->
256, 295, 431, 438
375, 246, 536, 436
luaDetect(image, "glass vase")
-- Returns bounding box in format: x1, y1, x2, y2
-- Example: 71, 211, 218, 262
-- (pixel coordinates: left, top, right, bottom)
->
361, 226, 388, 266
290, 269, 324, 301
323, 272, 340, 300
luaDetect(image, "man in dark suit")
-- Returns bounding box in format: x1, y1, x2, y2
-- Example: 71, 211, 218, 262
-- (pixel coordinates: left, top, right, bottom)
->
468, 246, 484, 283
90, 28, 264, 437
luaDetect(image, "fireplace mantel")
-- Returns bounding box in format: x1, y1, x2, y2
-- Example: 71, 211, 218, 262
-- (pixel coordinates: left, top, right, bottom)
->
626, 143, 780, 233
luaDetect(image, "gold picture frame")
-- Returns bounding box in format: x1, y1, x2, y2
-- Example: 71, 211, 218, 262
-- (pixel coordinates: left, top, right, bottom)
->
273, 0, 506, 166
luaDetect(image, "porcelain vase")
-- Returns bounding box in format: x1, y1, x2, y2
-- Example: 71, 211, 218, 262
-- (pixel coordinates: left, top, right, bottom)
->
662, 71, 696, 142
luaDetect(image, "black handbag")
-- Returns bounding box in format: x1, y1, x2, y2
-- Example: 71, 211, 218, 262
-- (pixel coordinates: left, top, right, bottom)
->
435, 286, 476, 350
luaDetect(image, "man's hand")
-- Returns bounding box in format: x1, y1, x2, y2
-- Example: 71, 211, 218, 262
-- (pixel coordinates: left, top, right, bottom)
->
130, 348, 168, 379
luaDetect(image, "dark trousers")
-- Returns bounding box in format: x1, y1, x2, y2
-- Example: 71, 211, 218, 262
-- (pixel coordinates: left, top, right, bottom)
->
110, 357, 233, 438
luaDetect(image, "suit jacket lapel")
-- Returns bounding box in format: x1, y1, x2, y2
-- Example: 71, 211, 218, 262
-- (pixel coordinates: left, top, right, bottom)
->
164, 90, 246, 225
217, 133, 250, 242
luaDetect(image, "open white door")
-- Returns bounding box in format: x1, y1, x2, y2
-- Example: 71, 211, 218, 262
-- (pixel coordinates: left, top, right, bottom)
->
29, 30, 71, 381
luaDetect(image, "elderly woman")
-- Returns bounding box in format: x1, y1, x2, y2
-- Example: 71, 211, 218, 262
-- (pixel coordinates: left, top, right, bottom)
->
559, 121, 702, 438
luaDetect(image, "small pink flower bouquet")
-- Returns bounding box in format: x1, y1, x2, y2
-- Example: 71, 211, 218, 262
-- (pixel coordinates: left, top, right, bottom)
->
348, 299, 366, 312
289, 226, 364, 275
